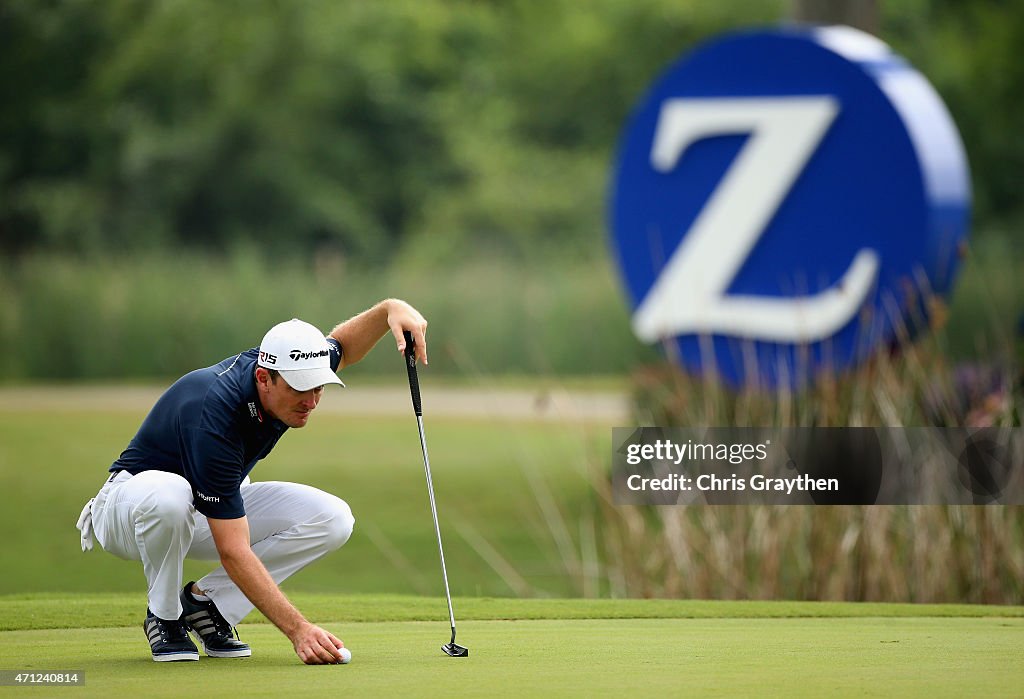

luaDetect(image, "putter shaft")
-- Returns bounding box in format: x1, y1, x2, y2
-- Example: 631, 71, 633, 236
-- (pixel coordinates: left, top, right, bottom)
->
403, 331, 467, 656
414, 413, 457, 640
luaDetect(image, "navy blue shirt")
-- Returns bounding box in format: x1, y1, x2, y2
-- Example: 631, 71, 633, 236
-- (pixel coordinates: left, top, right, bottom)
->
110, 339, 343, 519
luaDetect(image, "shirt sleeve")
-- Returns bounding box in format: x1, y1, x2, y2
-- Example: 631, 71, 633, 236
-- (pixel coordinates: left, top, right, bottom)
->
327, 337, 343, 372
181, 426, 246, 519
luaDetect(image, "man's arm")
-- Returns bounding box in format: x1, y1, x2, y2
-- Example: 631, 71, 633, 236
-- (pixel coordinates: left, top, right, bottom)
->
207, 516, 344, 664
330, 298, 428, 369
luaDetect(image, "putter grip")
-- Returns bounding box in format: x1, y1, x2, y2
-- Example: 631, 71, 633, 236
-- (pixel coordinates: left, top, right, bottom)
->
403, 330, 422, 416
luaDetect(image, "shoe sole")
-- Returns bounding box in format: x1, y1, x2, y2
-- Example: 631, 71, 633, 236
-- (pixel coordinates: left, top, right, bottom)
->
204, 647, 252, 658
152, 651, 199, 662
189, 631, 252, 658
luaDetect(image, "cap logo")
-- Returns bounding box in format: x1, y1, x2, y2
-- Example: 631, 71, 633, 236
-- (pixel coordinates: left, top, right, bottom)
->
259, 351, 277, 365
289, 348, 329, 362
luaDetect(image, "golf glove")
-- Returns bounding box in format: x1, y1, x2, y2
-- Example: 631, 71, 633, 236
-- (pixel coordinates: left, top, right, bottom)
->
76, 498, 95, 552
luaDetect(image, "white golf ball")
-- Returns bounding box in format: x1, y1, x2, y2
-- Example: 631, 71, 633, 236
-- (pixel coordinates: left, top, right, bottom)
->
338, 647, 352, 664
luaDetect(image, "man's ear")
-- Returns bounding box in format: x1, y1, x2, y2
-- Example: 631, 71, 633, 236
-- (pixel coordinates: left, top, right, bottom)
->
255, 367, 271, 390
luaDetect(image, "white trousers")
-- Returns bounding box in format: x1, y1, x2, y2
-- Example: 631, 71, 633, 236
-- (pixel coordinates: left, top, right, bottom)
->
89, 470, 355, 625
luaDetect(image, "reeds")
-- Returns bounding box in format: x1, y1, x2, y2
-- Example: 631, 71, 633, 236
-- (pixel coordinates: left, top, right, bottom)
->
593, 332, 1024, 603
595, 501, 1024, 603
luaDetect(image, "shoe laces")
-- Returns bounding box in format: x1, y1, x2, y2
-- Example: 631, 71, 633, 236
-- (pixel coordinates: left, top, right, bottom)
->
207, 604, 235, 638
153, 615, 189, 643
167, 620, 190, 642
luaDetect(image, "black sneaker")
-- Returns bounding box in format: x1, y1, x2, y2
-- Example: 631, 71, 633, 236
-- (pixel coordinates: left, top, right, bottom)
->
144, 609, 199, 662
180, 582, 252, 658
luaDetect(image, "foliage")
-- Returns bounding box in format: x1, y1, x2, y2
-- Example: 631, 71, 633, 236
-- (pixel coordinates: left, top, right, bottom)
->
2, 0, 1021, 264
884, 0, 1024, 226
0, 0, 771, 262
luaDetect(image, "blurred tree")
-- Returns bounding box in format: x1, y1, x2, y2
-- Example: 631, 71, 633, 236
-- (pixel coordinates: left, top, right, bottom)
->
0, 1, 112, 253
0, 0, 1019, 264
1, 1, 467, 260
884, 0, 1024, 229
401, 0, 783, 263
790, 0, 880, 33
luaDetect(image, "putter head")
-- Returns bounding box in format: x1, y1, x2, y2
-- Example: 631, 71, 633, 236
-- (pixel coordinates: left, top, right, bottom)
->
442, 642, 469, 657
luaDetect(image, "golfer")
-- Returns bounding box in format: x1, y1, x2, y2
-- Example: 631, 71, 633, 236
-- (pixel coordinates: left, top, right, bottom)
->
75, 299, 428, 664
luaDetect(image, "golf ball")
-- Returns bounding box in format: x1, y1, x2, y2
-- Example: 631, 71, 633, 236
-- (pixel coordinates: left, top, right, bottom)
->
338, 647, 352, 664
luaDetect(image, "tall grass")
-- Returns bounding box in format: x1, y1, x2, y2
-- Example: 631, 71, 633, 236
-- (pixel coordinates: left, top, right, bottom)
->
1, 233, 1019, 382
596, 499, 1024, 603
0, 249, 654, 382
590, 320, 1024, 604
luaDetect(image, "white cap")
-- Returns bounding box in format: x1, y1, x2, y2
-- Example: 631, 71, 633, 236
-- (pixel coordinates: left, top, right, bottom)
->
257, 319, 345, 391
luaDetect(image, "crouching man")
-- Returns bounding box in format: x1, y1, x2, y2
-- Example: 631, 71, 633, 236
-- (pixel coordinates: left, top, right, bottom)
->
75, 300, 427, 664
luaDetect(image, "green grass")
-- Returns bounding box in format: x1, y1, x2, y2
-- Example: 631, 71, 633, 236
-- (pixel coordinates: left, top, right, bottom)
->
0, 406, 607, 598
3, 593, 1022, 632
1, 596, 1022, 698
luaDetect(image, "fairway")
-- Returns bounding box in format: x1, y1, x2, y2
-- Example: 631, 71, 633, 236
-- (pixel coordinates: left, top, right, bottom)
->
1, 597, 1022, 698
0, 401, 609, 598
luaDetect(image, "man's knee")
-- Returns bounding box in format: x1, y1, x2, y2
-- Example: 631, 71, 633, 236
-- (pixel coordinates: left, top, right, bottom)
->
241, 481, 354, 550
320, 498, 355, 551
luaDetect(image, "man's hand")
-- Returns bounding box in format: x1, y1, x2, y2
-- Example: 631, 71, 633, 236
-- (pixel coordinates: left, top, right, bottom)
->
386, 299, 428, 365
209, 517, 345, 664
332, 298, 428, 369
290, 621, 346, 665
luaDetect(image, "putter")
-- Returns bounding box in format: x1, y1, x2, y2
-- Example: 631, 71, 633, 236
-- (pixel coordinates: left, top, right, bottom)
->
403, 331, 469, 658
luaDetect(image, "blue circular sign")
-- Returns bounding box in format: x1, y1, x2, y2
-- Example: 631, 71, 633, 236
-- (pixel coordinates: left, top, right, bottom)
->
610, 26, 970, 387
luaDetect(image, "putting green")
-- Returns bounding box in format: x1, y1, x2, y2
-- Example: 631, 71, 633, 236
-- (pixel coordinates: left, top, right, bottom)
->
1, 597, 1021, 698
